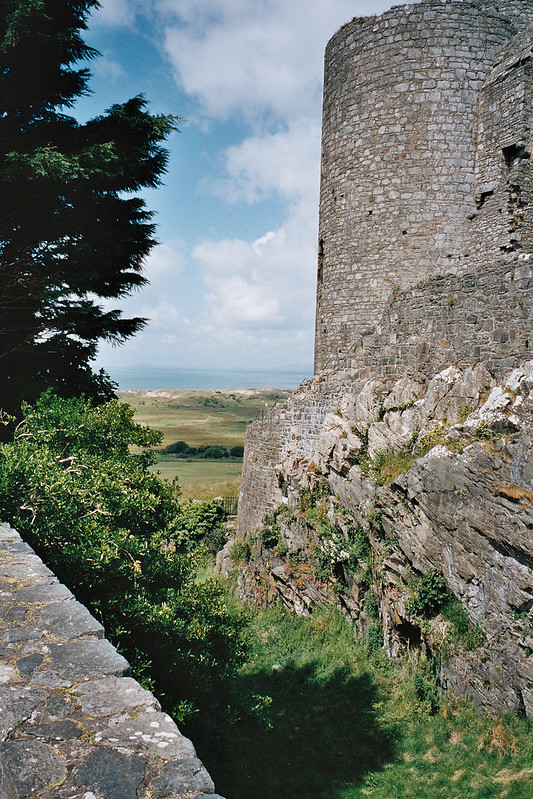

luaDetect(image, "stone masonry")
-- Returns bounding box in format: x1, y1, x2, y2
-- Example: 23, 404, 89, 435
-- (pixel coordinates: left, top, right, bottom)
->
315, 0, 533, 371
0, 523, 223, 799
239, 0, 533, 540
237, 0, 533, 717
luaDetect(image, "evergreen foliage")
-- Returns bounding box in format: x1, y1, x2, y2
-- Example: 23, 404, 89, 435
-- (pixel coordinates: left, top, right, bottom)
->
0, 0, 178, 412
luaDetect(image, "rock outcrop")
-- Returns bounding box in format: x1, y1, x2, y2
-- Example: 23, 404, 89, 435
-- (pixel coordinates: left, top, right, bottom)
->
235, 362, 533, 717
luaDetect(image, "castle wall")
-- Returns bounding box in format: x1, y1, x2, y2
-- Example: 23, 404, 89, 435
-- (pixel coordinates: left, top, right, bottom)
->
315, 0, 518, 372
238, 252, 532, 535
237, 0, 533, 722
238, 376, 356, 534
471, 33, 533, 258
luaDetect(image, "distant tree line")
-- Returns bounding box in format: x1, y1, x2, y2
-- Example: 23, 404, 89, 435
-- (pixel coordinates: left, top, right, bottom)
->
162, 441, 244, 459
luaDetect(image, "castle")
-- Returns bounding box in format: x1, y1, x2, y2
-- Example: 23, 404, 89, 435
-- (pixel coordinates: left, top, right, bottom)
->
235, 0, 533, 717
316, 0, 533, 373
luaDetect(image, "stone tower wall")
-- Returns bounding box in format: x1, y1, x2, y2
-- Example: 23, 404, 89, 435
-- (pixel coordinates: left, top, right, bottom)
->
471, 32, 533, 258
237, 251, 532, 536
315, 0, 520, 372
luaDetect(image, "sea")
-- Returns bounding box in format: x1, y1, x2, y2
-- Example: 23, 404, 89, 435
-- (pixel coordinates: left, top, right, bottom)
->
110, 366, 313, 392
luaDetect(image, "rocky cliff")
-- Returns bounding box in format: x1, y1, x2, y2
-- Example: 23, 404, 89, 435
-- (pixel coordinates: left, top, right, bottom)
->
232, 361, 533, 717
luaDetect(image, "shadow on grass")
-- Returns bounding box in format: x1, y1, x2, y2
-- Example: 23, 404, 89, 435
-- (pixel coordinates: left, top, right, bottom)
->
195, 660, 396, 799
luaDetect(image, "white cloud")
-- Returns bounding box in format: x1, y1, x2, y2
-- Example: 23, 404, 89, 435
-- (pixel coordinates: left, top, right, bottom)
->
95, 1, 402, 372
192, 200, 317, 337
159, 0, 393, 121
92, 55, 126, 81
96, 240, 187, 366
214, 120, 321, 205
90, 0, 138, 28
149, 2, 399, 370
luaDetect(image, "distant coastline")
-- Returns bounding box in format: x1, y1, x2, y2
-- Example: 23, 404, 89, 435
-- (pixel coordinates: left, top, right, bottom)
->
107, 366, 312, 391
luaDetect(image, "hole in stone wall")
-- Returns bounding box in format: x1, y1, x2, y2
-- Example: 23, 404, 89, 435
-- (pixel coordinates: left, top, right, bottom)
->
476, 189, 494, 210
402, 229, 407, 235
503, 143, 530, 170
317, 239, 324, 284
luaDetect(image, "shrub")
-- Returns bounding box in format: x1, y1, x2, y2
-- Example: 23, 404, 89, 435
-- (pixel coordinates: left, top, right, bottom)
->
173, 499, 228, 553
230, 445, 244, 458
407, 569, 450, 617
412, 660, 440, 714
0, 393, 248, 723
163, 440, 189, 454
231, 539, 252, 564
364, 589, 380, 621
261, 523, 281, 550
366, 622, 383, 652
200, 446, 229, 459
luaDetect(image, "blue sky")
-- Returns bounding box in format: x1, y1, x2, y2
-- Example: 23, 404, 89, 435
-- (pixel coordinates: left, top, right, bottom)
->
80, 0, 398, 377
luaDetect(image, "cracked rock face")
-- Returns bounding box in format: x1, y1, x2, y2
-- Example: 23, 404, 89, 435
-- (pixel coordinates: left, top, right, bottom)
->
237, 361, 533, 717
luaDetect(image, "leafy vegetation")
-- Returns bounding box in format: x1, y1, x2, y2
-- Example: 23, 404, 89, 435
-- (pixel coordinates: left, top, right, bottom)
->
161, 440, 244, 459
0, 394, 531, 799
408, 568, 451, 617
0, 393, 247, 724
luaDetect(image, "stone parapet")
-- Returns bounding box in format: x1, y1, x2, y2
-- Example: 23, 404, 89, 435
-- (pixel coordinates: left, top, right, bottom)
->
0, 523, 223, 799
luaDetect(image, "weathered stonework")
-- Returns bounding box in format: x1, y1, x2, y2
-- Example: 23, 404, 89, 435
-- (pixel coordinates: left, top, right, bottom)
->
315, 0, 533, 372
0, 523, 223, 799
237, 0, 533, 718
237, 362, 533, 717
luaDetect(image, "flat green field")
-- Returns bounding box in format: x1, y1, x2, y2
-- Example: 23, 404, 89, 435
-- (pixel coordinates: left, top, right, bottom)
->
150, 460, 243, 500
119, 388, 291, 500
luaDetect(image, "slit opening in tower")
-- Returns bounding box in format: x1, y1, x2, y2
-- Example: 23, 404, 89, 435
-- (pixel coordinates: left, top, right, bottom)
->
317, 239, 324, 284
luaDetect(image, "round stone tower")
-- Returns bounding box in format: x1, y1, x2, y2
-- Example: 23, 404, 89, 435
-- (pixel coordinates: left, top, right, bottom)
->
314, 0, 520, 373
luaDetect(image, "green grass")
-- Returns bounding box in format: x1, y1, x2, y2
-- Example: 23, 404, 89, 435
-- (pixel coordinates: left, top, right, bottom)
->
192, 606, 533, 799
119, 388, 289, 449
150, 459, 242, 500
120, 388, 290, 499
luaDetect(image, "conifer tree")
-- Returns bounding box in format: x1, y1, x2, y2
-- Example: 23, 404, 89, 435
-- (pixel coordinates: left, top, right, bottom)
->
0, 0, 177, 412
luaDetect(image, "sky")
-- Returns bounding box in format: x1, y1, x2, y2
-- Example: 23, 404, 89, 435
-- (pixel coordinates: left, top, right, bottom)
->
80, 0, 401, 380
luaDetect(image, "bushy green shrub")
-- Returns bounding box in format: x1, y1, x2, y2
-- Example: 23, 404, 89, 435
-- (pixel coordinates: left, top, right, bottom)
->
231, 539, 252, 564
412, 660, 440, 714
364, 589, 380, 621
0, 393, 247, 723
173, 499, 228, 553
200, 446, 229, 459
163, 440, 190, 454
407, 569, 450, 617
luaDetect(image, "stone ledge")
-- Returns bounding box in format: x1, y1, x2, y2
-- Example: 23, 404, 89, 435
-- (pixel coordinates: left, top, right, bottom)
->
0, 523, 224, 799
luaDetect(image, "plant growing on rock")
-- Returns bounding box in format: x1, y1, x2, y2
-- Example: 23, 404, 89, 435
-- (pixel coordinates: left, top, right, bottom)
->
407, 569, 450, 617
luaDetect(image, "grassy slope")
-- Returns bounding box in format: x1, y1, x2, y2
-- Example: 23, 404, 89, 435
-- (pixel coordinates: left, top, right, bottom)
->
120, 388, 288, 449
202, 606, 533, 799
119, 388, 290, 499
